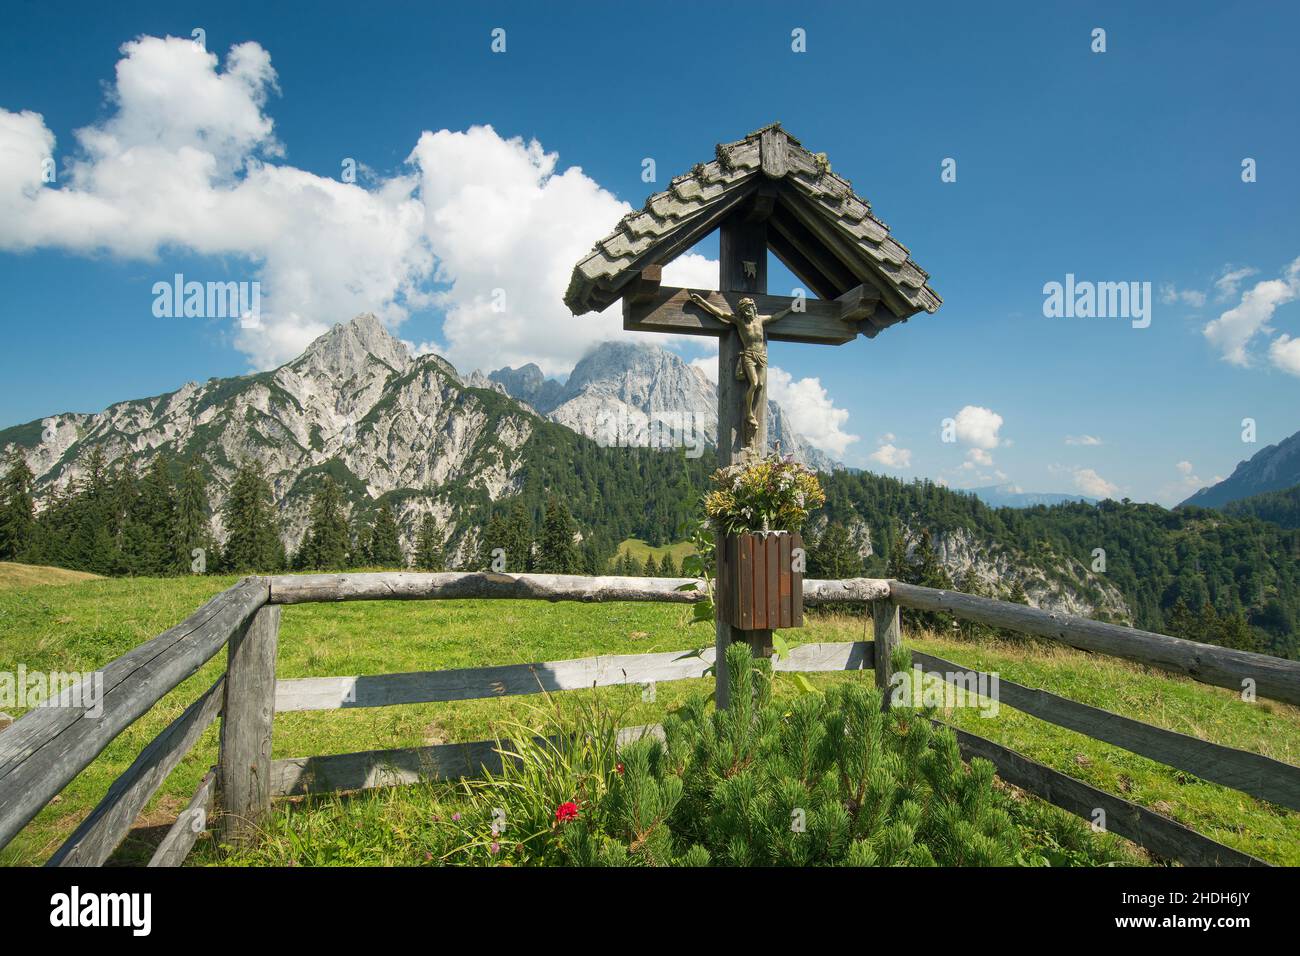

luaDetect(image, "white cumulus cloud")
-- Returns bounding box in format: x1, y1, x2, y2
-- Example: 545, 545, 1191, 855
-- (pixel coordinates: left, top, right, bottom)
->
1202, 258, 1300, 367
951, 405, 1004, 449
869, 437, 911, 469
1269, 334, 1300, 376
1072, 467, 1119, 499
764, 367, 860, 458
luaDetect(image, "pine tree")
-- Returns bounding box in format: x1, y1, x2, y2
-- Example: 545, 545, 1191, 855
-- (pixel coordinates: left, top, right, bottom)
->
810, 522, 862, 579
642, 554, 658, 577
537, 496, 580, 574
886, 529, 910, 581
173, 460, 213, 573
0, 450, 36, 560
221, 460, 284, 573
299, 476, 350, 571
413, 514, 446, 571
659, 553, 678, 577
1165, 597, 1199, 642
368, 500, 404, 568
130, 456, 177, 575
505, 499, 535, 572
478, 511, 510, 570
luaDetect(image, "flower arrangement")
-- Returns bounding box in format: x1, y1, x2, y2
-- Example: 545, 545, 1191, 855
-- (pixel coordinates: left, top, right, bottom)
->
703, 453, 825, 535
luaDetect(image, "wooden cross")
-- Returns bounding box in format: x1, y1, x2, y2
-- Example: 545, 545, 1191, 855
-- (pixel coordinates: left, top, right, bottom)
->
621, 209, 882, 706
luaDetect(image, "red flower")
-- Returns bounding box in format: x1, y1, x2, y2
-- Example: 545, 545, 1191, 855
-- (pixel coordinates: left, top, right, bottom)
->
554, 801, 579, 823
616, 763, 625, 775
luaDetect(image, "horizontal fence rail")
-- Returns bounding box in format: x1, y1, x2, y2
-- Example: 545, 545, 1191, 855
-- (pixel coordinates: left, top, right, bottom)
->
943, 722, 1268, 866
912, 651, 1300, 812
275, 641, 872, 712
890, 580, 1300, 707
0, 576, 267, 852
268, 572, 890, 606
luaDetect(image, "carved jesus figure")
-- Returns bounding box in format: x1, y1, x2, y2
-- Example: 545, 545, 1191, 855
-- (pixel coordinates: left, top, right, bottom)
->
687, 291, 795, 443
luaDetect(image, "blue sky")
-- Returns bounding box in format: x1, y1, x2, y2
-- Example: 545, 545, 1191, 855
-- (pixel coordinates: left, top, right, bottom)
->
2, 0, 1297, 505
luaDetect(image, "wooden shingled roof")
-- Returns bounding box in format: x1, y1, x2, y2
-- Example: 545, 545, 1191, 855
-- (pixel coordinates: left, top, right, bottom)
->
564, 123, 941, 329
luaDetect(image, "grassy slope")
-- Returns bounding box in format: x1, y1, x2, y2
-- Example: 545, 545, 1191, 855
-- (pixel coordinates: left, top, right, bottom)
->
0, 562, 102, 589
0, 576, 1296, 866
612, 538, 697, 568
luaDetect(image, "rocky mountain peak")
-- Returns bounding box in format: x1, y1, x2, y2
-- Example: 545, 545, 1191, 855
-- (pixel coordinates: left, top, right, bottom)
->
290, 313, 410, 382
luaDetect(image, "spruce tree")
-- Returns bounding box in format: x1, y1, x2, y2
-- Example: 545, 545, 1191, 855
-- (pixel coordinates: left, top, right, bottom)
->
299, 476, 350, 571
221, 460, 284, 573
478, 511, 510, 570
173, 460, 213, 573
130, 456, 177, 575
505, 499, 534, 572
368, 500, 404, 568
810, 522, 862, 579
537, 496, 580, 574
642, 554, 658, 577
413, 514, 446, 571
0, 450, 36, 560
659, 553, 678, 577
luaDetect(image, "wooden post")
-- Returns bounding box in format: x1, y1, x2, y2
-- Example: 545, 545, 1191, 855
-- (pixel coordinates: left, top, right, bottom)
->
715, 213, 769, 708
218, 603, 280, 845
873, 599, 901, 707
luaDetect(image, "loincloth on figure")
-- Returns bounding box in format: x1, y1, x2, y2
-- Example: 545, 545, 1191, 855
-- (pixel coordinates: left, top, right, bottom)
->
736, 345, 767, 380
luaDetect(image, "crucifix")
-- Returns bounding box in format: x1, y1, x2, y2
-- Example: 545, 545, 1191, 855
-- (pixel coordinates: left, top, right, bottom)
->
685, 291, 794, 449
565, 123, 941, 707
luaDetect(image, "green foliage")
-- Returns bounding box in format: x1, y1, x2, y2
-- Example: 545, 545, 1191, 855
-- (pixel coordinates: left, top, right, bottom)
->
221, 459, 285, 573
456, 645, 1025, 867
297, 476, 350, 571
0, 450, 36, 560
412, 514, 446, 571
818, 470, 1300, 660
536, 495, 580, 574
367, 500, 404, 568
1222, 485, 1300, 529
807, 521, 862, 578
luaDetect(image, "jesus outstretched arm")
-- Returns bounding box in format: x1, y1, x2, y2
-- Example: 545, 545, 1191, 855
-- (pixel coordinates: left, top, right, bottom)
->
687, 291, 734, 324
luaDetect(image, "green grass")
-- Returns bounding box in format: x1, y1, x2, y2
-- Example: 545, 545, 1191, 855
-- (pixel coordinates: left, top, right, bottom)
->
611, 538, 696, 569
0, 576, 1296, 866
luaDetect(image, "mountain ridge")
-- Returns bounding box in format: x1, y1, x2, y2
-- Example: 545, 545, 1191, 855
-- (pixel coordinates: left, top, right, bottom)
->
1181, 430, 1300, 509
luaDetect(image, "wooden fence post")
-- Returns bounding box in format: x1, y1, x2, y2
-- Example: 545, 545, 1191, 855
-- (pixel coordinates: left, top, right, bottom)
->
873, 599, 901, 707
218, 601, 280, 845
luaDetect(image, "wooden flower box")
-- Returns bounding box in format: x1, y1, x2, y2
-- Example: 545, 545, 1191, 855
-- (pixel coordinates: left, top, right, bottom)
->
716, 531, 804, 630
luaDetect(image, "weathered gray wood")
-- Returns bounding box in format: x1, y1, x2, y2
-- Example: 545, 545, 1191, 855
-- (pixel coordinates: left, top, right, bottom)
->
873, 600, 901, 703
940, 722, 1269, 866
267, 571, 889, 606
624, 287, 859, 345
912, 651, 1300, 811
274, 725, 664, 797
46, 677, 225, 866
0, 576, 267, 853
147, 769, 215, 867
218, 604, 280, 846
890, 580, 1300, 706
275, 642, 873, 712
714, 213, 767, 709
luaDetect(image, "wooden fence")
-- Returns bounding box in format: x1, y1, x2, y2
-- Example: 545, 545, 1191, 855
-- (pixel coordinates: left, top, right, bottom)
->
1, 571, 1297, 868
